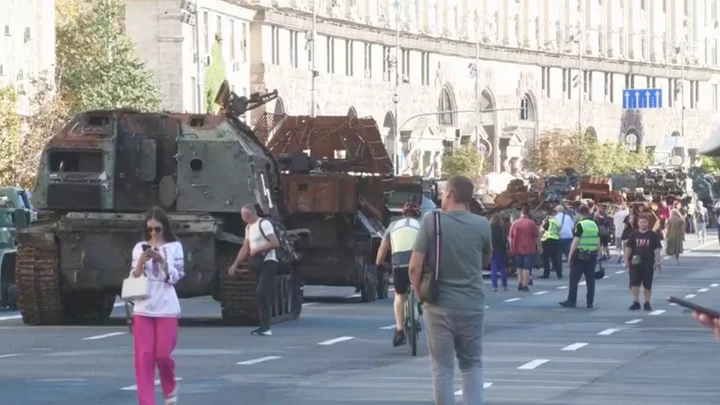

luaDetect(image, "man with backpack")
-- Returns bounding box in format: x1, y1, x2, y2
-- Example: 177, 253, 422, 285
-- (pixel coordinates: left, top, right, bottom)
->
229, 204, 281, 336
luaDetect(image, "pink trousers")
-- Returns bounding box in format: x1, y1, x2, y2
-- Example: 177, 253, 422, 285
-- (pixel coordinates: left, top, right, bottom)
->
133, 315, 178, 405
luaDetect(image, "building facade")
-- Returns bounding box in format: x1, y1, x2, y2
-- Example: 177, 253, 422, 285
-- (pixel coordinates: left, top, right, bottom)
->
124, 0, 720, 174
0, 0, 56, 116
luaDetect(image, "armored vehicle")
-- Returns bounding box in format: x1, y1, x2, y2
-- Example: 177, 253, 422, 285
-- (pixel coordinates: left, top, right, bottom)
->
14, 81, 310, 326
257, 113, 391, 302
0, 196, 29, 310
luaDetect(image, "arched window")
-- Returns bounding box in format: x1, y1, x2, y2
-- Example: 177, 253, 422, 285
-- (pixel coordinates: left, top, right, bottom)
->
519, 93, 535, 121
437, 85, 456, 127
625, 130, 639, 152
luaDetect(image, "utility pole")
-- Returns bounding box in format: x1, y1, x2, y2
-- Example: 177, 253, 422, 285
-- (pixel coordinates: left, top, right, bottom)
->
310, 0, 317, 117
392, 0, 401, 174
681, 51, 686, 139
577, 22, 584, 135
474, 11, 479, 110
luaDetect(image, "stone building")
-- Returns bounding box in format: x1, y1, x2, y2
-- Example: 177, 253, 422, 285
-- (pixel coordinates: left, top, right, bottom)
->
0, 0, 56, 116
124, 0, 720, 174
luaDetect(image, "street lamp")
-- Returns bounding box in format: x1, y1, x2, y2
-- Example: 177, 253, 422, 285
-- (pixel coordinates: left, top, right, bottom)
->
675, 39, 689, 140
306, 0, 318, 117
391, 0, 401, 174
566, 24, 585, 135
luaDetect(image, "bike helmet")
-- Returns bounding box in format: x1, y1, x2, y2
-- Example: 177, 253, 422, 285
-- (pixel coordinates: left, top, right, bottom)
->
402, 202, 421, 218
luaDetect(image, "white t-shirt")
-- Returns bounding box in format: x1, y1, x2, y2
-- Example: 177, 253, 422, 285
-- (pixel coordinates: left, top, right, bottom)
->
247, 219, 277, 262
554, 212, 574, 239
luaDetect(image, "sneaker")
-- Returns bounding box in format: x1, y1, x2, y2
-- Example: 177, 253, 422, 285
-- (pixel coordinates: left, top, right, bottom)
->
393, 329, 406, 347
521, 286, 530, 292
503, 287, 508, 291
493, 288, 498, 292
165, 381, 178, 405
643, 302, 652, 311
629, 301, 641, 310
251, 327, 272, 336
559, 300, 576, 308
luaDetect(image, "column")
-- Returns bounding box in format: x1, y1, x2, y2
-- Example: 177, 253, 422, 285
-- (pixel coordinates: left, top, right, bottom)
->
498, 0, 508, 45
605, 0, 612, 56
538, 0, 547, 48
584, 0, 592, 54
520, 0, 529, 47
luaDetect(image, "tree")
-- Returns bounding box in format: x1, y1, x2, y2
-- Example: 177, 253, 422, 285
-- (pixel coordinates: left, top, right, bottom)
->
56, 0, 162, 114
204, 37, 227, 114
526, 130, 652, 176
0, 87, 22, 186
699, 156, 720, 173
442, 145, 485, 185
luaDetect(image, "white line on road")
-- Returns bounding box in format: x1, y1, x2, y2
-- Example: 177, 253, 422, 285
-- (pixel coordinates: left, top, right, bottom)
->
557, 286, 568, 290
698, 288, 709, 293
561, 343, 588, 351
318, 336, 354, 346
711, 283, 719, 288
121, 377, 182, 391
602, 275, 611, 279
598, 328, 620, 336
345, 293, 361, 299
615, 270, 625, 274
533, 291, 549, 295
579, 281, 586, 286
685, 294, 696, 299
649, 310, 666, 316
517, 359, 550, 370
83, 332, 126, 341
236, 356, 282, 365
379, 325, 396, 330
485, 305, 490, 309
504, 298, 522, 302
625, 319, 643, 324
0, 315, 21, 322
0, 354, 24, 359
455, 383, 493, 395
669, 303, 678, 306
302, 303, 316, 307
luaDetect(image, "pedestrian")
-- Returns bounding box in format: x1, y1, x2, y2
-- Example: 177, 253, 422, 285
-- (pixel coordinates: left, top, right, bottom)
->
554, 205, 574, 268
539, 212, 562, 279
665, 209, 685, 265
228, 204, 281, 336
593, 204, 612, 260
613, 204, 629, 263
509, 205, 539, 292
624, 214, 662, 311
559, 205, 598, 309
696, 202, 708, 243
409, 175, 492, 405
686, 200, 696, 234
489, 214, 508, 291
130, 206, 184, 405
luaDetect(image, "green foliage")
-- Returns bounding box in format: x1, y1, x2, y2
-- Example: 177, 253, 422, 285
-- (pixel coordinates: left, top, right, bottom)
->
56, 0, 162, 114
0, 87, 22, 186
699, 156, 720, 173
527, 130, 652, 176
204, 38, 227, 114
442, 145, 485, 185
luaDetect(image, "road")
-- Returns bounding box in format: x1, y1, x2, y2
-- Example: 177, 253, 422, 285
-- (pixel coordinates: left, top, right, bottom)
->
0, 234, 719, 404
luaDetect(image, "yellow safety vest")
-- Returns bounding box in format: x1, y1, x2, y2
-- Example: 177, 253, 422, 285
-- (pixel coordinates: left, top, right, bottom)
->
578, 219, 600, 252
541, 218, 561, 241
389, 218, 420, 268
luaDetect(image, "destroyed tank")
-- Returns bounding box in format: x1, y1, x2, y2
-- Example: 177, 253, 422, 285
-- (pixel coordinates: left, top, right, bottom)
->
14, 81, 310, 326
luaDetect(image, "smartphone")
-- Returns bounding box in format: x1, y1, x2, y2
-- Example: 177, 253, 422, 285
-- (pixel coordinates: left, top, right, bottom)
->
667, 296, 720, 318
141, 244, 151, 252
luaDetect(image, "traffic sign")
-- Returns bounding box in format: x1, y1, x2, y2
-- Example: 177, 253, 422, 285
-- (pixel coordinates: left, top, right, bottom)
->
622, 88, 663, 109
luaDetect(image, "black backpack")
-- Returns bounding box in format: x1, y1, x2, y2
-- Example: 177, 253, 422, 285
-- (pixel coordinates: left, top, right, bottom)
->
258, 218, 299, 265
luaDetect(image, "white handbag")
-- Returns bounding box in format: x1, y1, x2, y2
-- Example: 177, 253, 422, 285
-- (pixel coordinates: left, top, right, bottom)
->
121, 274, 151, 301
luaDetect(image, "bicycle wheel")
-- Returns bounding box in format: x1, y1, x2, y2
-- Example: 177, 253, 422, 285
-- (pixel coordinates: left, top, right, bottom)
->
408, 294, 418, 356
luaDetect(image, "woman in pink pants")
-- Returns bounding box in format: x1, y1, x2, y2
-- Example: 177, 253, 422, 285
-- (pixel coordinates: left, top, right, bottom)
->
130, 207, 185, 405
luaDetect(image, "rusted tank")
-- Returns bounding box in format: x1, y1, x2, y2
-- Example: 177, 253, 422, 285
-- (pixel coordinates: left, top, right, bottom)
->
258, 113, 392, 301
14, 81, 310, 326
566, 176, 623, 204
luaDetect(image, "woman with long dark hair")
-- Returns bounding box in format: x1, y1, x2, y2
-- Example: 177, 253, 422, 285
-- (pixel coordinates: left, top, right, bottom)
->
130, 206, 184, 405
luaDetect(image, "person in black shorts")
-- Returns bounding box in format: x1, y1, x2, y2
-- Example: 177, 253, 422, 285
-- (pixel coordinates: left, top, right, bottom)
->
624, 214, 662, 311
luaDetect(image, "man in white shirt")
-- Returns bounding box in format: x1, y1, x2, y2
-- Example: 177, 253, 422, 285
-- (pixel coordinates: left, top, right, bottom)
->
613, 204, 629, 263
554, 205, 574, 277
229, 204, 281, 336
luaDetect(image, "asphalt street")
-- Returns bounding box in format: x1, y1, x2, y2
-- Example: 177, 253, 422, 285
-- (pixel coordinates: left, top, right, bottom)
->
1, 234, 720, 404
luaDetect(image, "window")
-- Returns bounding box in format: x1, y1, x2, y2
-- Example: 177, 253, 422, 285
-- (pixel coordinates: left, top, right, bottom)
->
203, 12, 209, 54
713, 84, 718, 112
641, 0, 646, 11
345, 40, 354, 76
540, 67, 550, 97
584, 71, 592, 101
420, 52, 430, 86
363, 43, 372, 79
271, 26, 280, 65
714, 39, 718, 65
668, 78, 674, 107
216, 16, 222, 41
684, 0, 689, 15
241, 23, 248, 63
382, 46, 391, 82
326, 37, 335, 73
190, 76, 197, 113
663, 0, 667, 13
230, 20, 236, 60
401, 48, 410, 78
290, 31, 299, 68
625, 132, 639, 152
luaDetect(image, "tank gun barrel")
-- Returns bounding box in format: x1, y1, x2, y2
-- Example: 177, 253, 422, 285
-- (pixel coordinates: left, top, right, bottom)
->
214, 79, 278, 118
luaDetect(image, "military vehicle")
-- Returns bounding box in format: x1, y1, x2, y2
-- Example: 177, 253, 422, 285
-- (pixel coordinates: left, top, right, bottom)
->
388, 175, 440, 222
0, 195, 29, 310
257, 113, 391, 302
14, 81, 310, 326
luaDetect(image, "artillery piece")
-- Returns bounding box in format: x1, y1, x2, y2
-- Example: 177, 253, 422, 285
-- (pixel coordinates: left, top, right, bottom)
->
14, 81, 310, 326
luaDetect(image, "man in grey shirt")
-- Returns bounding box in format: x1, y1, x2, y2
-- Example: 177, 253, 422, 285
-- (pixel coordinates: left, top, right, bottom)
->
409, 175, 492, 405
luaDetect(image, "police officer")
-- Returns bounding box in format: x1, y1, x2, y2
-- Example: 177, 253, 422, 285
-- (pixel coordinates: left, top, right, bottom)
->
375, 202, 422, 346
559, 205, 599, 308
539, 213, 562, 279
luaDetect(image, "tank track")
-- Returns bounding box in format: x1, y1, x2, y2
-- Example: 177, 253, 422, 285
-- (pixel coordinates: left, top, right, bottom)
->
217, 243, 303, 326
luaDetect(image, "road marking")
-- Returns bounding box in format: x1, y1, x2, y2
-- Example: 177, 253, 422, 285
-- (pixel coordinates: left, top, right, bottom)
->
504, 298, 522, 302
379, 325, 396, 330
625, 319, 643, 324
685, 294, 696, 299
345, 293, 361, 299
302, 303, 316, 307
557, 286, 568, 290
0, 354, 23, 359
615, 270, 625, 274
698, 288, 709, 293
517, 359, 550, 370
602, 275, 611, 279
121, 377, 182, 391
236, 356, 282, 365
318, 336, 354, 345
533, 291, 549, 295
83, 332, 126, 340
649, 310, 666, 315
579, 281, 586, 286
669, 303, 678, 306
0, 315, 21, 322
598, 328, 620, 336
455, 383, 493, 395
561, 343, 588, 351
485, 305, 489, 309
711, 283, 719, 288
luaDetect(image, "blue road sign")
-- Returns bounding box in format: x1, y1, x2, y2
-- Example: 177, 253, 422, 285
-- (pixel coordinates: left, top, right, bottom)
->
622, 88, 663, 109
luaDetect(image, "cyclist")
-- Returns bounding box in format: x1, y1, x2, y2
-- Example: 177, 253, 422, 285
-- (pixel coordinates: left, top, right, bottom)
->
376, 201, 422, 347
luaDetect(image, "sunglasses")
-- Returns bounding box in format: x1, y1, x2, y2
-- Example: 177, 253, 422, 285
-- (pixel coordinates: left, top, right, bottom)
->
147, 226, 163, 234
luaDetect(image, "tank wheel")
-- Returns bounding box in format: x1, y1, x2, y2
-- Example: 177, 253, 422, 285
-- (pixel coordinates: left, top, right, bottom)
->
361, 263, 378, 303
65, 292, 115, 324
16, 245, 67, 325
376, 267, 389, 299
6, 284, 17, 311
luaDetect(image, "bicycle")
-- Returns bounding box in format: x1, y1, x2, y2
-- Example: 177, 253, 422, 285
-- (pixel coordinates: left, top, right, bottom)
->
403, 287, 422, 356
